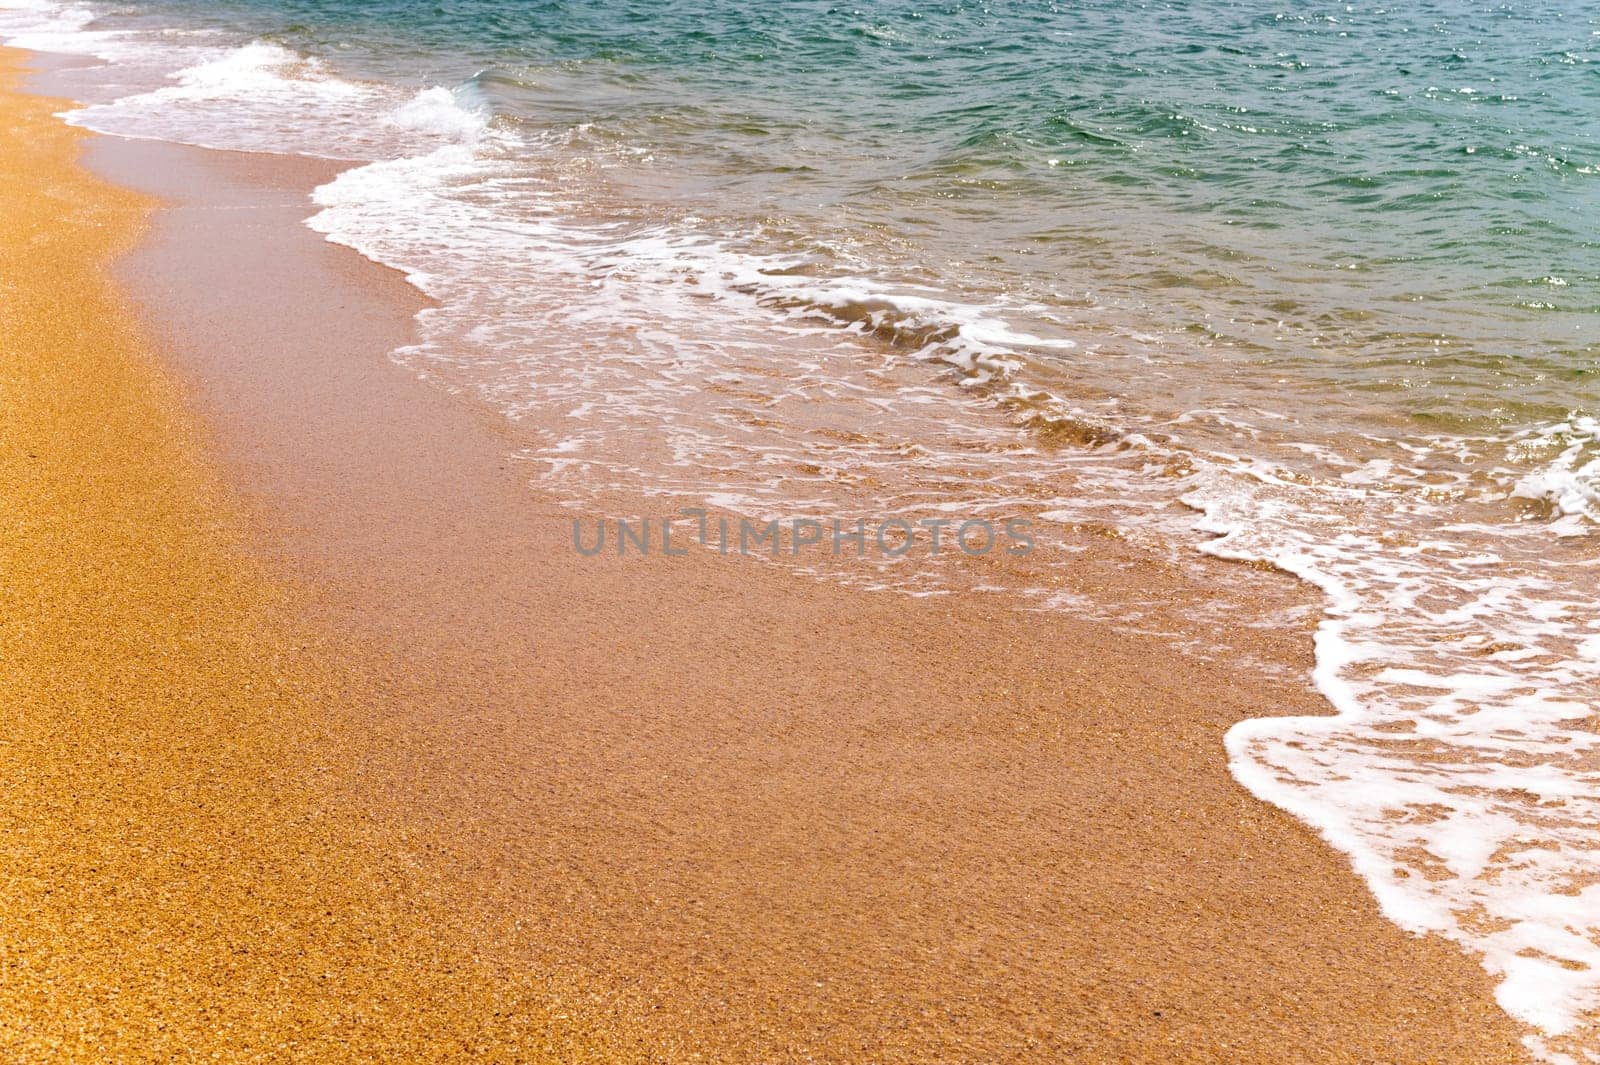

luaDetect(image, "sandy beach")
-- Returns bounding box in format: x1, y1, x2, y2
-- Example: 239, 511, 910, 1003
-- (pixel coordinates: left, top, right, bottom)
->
0, 42, 1544, 1064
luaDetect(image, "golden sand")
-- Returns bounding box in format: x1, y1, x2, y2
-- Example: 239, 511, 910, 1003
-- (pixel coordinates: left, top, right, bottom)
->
0, 49, 650, 1063
0, 44, 1544, 1063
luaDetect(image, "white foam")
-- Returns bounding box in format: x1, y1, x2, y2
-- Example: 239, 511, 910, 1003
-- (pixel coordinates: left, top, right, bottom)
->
0, 0, 95, 54
0, 0, 491, 162
62, 41, 399, 159
1510, 417, 1600, 522
386, 85, 490, 143
1189, 461, 1600, 1057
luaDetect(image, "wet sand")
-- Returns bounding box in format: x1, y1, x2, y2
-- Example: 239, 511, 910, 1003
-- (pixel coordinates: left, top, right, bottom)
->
5, 45, 1536, 1063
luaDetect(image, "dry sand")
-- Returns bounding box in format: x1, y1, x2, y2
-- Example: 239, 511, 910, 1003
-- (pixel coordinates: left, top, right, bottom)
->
4, 44, 1537, 1063
0, 48, 641, 1064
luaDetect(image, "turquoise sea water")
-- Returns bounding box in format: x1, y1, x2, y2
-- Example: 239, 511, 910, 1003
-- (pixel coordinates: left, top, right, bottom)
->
110, 0, 1600, 430
3, 1, 1600, 1057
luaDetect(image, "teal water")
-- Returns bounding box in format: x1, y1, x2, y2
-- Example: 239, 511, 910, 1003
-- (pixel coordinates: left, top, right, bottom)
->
98, 0, 1600, 431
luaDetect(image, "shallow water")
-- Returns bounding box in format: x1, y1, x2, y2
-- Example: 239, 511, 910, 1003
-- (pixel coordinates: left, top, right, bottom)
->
2, 0, 1598, 1057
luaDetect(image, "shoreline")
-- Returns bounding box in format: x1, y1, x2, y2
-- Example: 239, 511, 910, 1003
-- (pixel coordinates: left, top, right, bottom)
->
0, 46, 642, 1062
5, 43, 1539, 1063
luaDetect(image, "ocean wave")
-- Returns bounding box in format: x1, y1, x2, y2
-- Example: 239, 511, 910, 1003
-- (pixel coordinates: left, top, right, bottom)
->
0, 0, 94, 53
61, 38, 490, 160
1509, 416, 1600, 525
1188, 457, 1600, 1057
